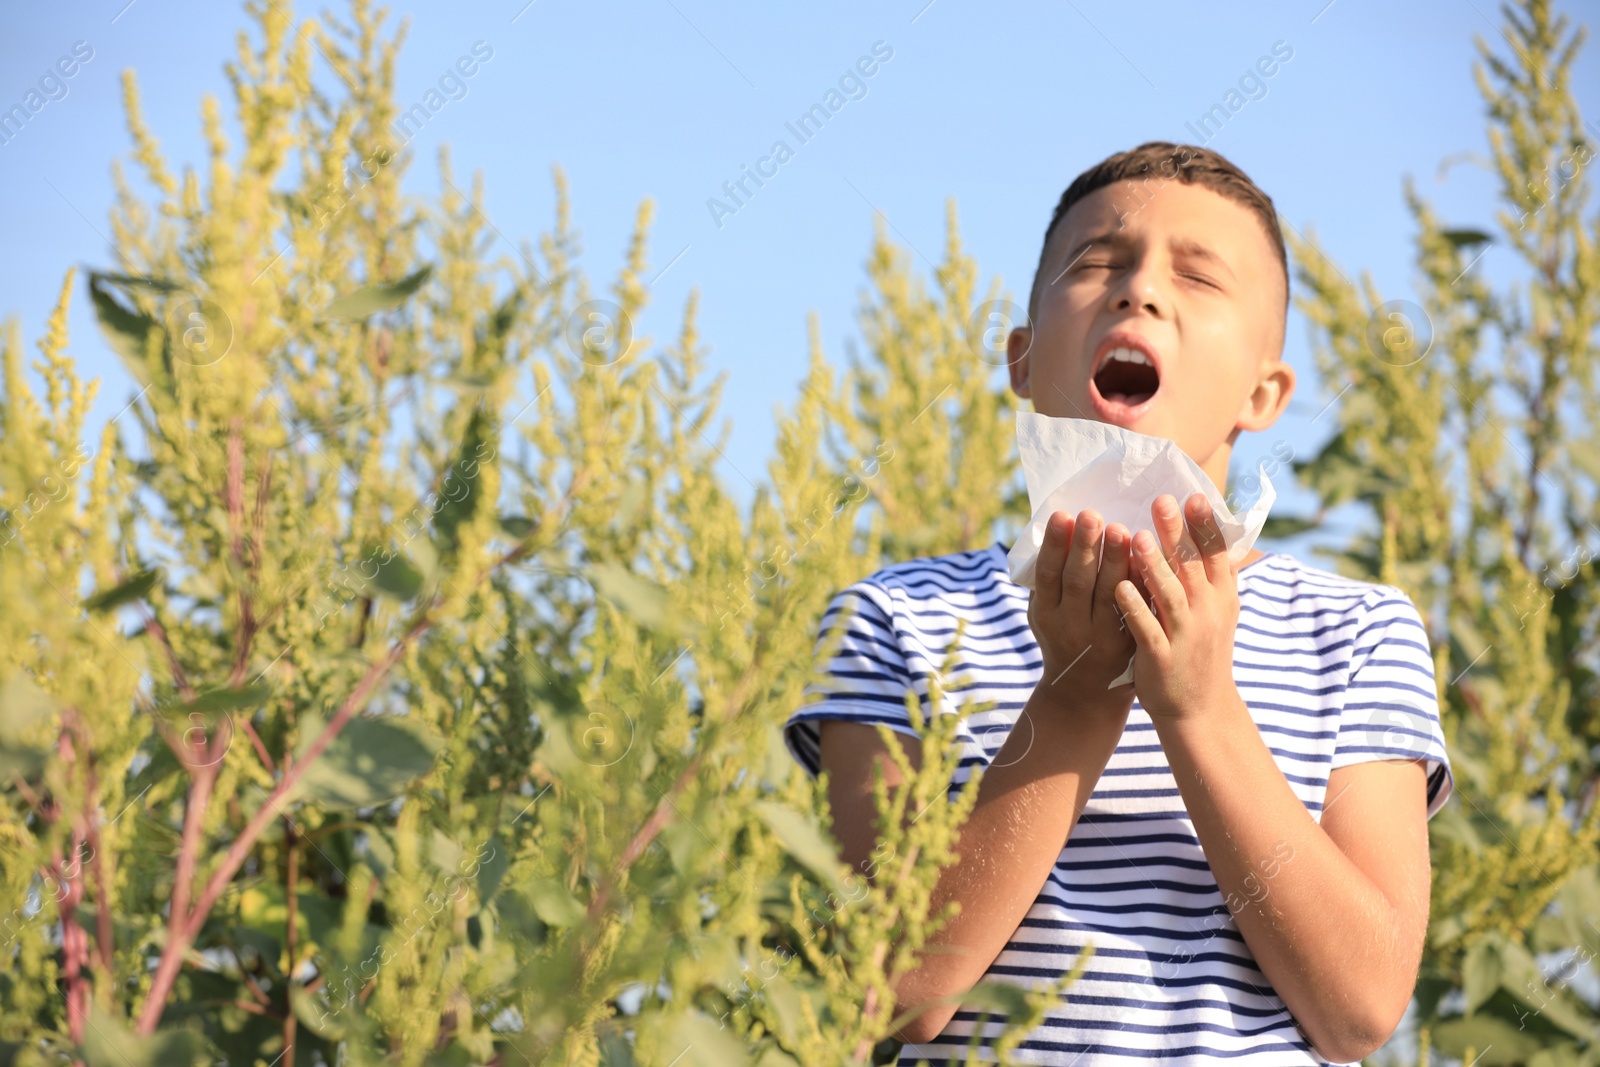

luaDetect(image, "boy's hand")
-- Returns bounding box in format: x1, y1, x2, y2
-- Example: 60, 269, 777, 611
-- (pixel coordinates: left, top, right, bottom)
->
1028, 508, 1138, 711
1113, 493, 1242, 724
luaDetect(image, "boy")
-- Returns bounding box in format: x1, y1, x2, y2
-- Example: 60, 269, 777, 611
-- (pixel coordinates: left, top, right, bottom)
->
782, 141, 1454, 1065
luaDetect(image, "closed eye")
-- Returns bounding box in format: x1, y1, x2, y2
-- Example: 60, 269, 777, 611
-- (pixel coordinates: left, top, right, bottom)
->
1077, 261, 1222, 290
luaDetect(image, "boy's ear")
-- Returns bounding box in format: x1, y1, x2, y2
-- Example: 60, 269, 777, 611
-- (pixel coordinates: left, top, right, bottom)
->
1236, 357, 1295, 433
1007, 326, 1033, 397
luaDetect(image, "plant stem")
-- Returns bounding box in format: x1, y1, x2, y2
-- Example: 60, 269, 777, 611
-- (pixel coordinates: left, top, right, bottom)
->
134, 614, 433, 1036
284, 820, 299, 1067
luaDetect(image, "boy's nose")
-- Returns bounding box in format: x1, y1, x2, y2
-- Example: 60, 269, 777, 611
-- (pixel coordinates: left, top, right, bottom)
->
1115, 284, 1163, 315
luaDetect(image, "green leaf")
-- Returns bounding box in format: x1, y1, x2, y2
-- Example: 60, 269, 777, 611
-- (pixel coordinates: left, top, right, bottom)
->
480, 286, 524, 361
291, 714, 443, 810
1556, 865, 1600, 958
1464, 935, 1504, 1014
290, 981, 347, 1041
430, 828, 464, 872
752, 799, 845, 895
1490, 937, 1545, 1000
1295, 429, 1399, 509
597, 1024, 638, 1067
1442, 227, 1494, 248
0, 672, 55, 738
498, 514, 538, 539
588, 559, 677, 635
652, 1009, 752, 1067
885, 978, 1034, 1044
661, 818, 699, 877
422, 1036, 482, 1066
237, 882, 343, 959
87, 271, 165, 387
1433, 1012, 1546, 1064
1261, 514, 1318, 538
433, 403, 492, 556
206, 1009, 294, 1067
612, 479, 650, 534
1513, 984, 1600, 1042
92, 272, 186, 293
369, 550, 424, 600
443, 371, 497, 397
759, 972, 806, 1048
321, 264, 432, 319
409, 536, 439, 586
1566, 438, 1600, 483
763, 723, 796, 789
477, 835, 510, 904
177, 683, 273, 716
0, 672, 56, 779
1528, 1046, 1587, 1067
957, 978, 1034, 1018
1413, 973, 1454, 1023
83, 566, 162, 612
1532, 913, 1573, 956
494, 886, 548, 946
525, 876, 585, 927
700, 931, 745, 989
1429, 914, 1466, 950
534, 707, 586, 778
362, 826, 396, 878
81, 1002, 206, 1067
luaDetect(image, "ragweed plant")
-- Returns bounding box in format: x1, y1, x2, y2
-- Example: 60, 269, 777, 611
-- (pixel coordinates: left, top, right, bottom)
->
1282, 1, 1600, 1062
0, 2, 1050, 1065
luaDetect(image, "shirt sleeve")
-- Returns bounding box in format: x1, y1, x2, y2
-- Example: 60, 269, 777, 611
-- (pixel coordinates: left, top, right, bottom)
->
1330, 587, 1455, 819
783, 581, 923, 779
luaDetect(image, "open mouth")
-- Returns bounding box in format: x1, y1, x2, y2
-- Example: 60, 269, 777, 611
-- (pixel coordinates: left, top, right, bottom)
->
1091, 345, 1161, 414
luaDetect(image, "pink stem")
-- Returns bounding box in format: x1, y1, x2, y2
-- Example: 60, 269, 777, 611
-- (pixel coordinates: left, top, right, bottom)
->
134, 616, 431, 1036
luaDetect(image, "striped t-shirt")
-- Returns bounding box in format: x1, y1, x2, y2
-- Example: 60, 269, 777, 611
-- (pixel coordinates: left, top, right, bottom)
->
783, 542, 1454, 1066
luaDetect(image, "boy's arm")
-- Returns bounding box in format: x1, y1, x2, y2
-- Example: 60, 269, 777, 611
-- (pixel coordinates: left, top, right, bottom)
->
1155, 707, 1429, 1063
817, 508, 1138, 1046
1115, 493, 1432, 1064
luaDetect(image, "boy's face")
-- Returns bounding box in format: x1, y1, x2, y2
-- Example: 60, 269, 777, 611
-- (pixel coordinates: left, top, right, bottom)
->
1007, 179, 1293, 482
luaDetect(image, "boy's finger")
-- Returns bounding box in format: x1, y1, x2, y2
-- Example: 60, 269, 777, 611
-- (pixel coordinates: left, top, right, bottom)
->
1151, 494, 1184, 555
1093, 522, 1132, 628
1133, 528, 1187, 633
1115, 579, 1168, 656
1033, 511, 1074, 611
1063, 509, 1104, 606
1125, 557, 1156, 611
1150, 494, 1203, 587
1185, 493, 1231, 584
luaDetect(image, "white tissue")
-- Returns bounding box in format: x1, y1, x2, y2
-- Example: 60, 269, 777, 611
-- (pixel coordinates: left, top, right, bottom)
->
1006, 410, 1277, 593
1006, 411, 1277, 689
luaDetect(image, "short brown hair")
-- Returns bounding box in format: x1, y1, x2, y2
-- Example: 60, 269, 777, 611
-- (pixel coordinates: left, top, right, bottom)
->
1025, 141, 1288, 347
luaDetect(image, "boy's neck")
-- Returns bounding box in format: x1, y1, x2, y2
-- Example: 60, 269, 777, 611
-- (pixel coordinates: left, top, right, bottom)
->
1206, 441, 1268, 572
1201, 441, 1233, 498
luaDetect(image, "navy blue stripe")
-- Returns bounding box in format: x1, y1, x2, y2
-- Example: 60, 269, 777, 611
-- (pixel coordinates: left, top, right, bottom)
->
885, 574, 1019, 602
1236, 618, 1351, 641
1240, 585, 1367, 607
894, 585, 1031, 617
1354, 633, 1432, 658
1019, 915, 1246, 944
886, 550, 1001, 579
1234, 634, 1354, 659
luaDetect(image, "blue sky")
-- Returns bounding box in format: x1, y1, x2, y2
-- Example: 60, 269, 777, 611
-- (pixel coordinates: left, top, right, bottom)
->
2, 0, 1595, 556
